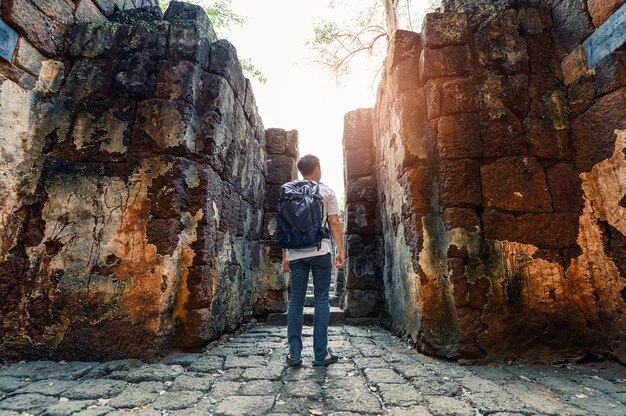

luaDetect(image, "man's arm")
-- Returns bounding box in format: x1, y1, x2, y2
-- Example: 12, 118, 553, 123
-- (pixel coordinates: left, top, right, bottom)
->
328, 214, 345, 268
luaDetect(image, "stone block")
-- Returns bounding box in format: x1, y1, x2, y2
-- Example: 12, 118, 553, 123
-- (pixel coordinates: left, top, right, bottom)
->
438, 159, 482, 207
443, 208, 480, 232
126, 21, 170, 60
156, 60, 201, 104
481, 157, 552, 213
546, 162, 583, 213
345, 254, 381, 290
285, 130, 298, 158
387, 30, 421, 69
344, 147, 374, 179
344, 289, 382, 318
552, 0, 594, 56
345, 234, 380, 257
562, 45, 592, 86
390, 55, 420, 93
30, 0, 74, 24
437, 113, 482, 159
346, 203, 378, 235
133, 99, 196, 152
399, 164, 432, 214
75, 0, 107, 23
568, 75, 596, 117
420, 45, 471, 82
112, 52, 158, 100
0, 60, 36, 90
343, 108, 372, 150
422, 12, 469, 48
594, 50, 626, 96
441, 78, 479, 115
196, 73, 236, 166
527, 32, 562, 77
4, 0, 68, 55
164, 0, 214, 37
264, 184, 282, 212
572, 87, 626, 172
265, 128, 287, 154
265, 155, 297, 185
66, 23, 119, 58
208, 40, 246, 102
36, 59, 66, 94
481, 111, 527, 158
346, 176, 377, 204
525, 117, 570, 160
147, 162, 188, 219
92, 0, 116, 15
587, 0, 626, 27
475, 9, 529, 75
517, 5, 552, 35
482, 210, 580, 248
168, 22, 211, 67
12, 37, 43, 76
108, 6, 164, 24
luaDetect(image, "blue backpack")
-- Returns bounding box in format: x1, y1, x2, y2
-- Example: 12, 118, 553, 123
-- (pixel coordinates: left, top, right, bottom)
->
276, 180, 329, 249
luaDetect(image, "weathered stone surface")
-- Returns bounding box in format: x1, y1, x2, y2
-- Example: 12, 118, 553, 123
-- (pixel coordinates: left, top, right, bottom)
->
266, 155, 297, 185
481, 111, 526, 158
75, 0, 107, 23
562, 45, 592, 86
3, 0, 69, 55
438, 159, 482, 207
573, 87, 626, 172
344, 146, 375, 179
387, 30, 421, 69
594, 50, 626, 96
13, 37, 45, 77
420, 45, 471, 81
482, 210, 579, 248
475, 10, 528, 75
518, 4, 553, 35
343, 108, 373, 150
481, 157, 552, 213
437, 114, 481, 159
551, 0, 594, 55
587, 0, 626, 27
422, 12, 469, 48
546, 162, 583, 213
209, 40, 246, 101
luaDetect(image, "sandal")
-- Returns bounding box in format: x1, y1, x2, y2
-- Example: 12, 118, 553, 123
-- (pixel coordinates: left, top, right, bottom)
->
286, 354, 302, 367
312, 353, 339, 366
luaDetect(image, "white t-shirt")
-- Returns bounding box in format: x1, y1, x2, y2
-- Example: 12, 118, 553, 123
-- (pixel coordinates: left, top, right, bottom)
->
287, 182, 340, 262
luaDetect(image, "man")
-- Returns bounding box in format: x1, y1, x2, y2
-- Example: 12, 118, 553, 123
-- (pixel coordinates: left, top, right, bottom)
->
282, 154, 345, 366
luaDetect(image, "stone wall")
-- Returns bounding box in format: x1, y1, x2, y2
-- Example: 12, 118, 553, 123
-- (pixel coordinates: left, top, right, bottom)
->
0, 1, 281, 361
344, 0, 626, 362
255, 128, 299, 315
342, 109, 383, 318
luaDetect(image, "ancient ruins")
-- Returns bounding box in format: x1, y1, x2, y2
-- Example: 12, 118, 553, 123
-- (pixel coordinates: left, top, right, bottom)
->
0, 0, 625, 367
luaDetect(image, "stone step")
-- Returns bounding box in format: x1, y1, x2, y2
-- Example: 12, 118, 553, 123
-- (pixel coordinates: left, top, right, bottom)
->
304, 295, 341, 307
267, 306, 345, 326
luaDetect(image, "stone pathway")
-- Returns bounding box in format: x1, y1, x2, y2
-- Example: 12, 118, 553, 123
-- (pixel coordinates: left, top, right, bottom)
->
1, 325, 625, 415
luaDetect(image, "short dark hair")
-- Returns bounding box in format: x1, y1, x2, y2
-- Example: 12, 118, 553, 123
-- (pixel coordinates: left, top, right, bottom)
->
297, 154, 320, 177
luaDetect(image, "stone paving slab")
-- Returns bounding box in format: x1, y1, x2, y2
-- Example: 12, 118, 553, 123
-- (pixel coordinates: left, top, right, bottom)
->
0, 324, 625, 415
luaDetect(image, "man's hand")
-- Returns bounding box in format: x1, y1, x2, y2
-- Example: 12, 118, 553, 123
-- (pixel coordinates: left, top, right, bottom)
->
335, 251, 345, 269
282, 256, 291, 273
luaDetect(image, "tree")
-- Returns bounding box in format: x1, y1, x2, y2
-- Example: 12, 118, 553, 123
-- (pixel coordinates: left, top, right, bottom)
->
311, 0, 440, 82
159, 0, 266, 84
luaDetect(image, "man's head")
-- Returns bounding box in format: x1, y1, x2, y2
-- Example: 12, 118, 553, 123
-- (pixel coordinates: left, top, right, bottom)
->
297, 154, 321, 181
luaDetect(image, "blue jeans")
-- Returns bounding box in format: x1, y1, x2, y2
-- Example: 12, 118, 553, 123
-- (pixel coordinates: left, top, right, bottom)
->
287, 253, 332, 361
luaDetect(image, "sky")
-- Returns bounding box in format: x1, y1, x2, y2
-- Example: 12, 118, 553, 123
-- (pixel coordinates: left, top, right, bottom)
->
223, 0, 437, 201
